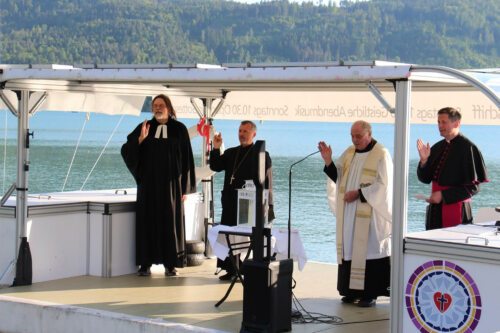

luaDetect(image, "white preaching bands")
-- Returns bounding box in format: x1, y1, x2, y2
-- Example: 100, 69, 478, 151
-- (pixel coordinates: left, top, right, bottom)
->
155, 124, 168, 139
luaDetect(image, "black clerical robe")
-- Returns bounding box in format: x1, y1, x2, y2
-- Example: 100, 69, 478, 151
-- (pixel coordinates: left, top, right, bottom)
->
209, 145, 273, 226
209, 144, 273, 273
417, 133, 488, 230
121, 117, 196, 268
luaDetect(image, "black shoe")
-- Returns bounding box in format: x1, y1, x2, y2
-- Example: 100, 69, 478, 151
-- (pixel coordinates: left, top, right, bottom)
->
165, 267, 178, 277
137, 265, 151, 276
341, 296, 358, 304
358, 298, 376, 307
218, 272, 236, 281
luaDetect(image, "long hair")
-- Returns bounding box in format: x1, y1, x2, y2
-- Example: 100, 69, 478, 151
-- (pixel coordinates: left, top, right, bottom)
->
152, 94, 177, 119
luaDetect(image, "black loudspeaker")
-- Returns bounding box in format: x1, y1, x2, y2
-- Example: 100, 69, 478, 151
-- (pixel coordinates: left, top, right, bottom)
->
240, 259, 293, 333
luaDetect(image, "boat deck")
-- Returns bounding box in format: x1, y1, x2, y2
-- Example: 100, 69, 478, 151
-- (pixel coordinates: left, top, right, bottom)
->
0, 258, 390, 333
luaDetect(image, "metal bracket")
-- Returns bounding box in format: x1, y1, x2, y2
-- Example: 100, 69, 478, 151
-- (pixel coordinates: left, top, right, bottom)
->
368, 82, 395, 113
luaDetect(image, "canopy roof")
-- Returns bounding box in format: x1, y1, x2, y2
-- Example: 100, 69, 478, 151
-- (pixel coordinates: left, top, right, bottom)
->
1, 61, 498, 124
1, 61, 499, 333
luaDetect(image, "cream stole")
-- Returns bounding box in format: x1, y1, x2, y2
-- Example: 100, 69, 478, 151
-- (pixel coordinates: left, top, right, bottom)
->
335, 144, 384, 290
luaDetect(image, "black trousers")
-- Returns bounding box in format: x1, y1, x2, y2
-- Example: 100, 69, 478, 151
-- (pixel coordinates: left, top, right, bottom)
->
337, 256, 391, 299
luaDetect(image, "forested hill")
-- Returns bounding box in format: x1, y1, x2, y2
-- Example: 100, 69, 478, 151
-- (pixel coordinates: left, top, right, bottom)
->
0, 0, 498, 68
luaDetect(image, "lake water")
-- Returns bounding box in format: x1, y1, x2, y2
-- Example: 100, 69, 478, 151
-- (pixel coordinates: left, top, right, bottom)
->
0, 111, 499, 264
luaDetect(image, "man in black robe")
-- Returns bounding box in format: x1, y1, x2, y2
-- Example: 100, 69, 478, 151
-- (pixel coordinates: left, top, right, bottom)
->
417, 107, 488, 230
209, 120, 274, 280
121, 94, 196, 276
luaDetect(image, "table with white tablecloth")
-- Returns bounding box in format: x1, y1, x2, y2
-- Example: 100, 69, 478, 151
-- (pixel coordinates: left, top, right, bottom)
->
207, 225, 307, 271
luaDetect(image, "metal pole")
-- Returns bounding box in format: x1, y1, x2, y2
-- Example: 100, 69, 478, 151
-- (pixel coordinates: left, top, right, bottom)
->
12, 90, 33, 286
390, 80, 411, 333
16, 90, 29, 243
202, 98, 214, 256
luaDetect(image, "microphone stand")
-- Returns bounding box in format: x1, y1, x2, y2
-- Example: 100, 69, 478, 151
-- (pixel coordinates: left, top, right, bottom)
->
288, 150, 320, 258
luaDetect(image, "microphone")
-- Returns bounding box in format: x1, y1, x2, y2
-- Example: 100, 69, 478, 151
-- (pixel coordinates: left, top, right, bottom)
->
290, 150, 321, 169
287, 150, 320, 258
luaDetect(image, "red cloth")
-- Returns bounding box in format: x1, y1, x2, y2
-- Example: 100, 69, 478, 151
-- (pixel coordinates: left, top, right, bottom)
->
197, 117, 210, 149
432, 182, 470, 228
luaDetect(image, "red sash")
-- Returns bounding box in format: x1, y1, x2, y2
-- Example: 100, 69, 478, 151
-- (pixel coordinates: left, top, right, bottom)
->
432, 182, 470, 228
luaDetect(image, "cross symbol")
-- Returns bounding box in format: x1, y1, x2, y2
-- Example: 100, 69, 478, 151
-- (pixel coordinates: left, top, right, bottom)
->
437, 294, 449, 312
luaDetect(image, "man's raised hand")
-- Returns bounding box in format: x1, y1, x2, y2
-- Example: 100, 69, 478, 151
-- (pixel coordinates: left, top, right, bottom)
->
416, 139, 430, 166
213, 132, 223, 149
139, 120, 150, 144
318, 141, 333, 166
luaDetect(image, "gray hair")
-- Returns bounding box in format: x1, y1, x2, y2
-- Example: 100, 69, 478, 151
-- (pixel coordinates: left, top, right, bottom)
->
353, 120, 372, 135
240, 120, 257, 131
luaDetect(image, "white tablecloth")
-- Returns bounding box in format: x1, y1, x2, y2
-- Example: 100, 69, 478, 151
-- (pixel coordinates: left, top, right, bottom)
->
208, 225, 307, 271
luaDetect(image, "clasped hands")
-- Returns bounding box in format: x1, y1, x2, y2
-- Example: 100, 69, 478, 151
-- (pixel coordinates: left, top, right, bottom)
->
344, 190, 359, 203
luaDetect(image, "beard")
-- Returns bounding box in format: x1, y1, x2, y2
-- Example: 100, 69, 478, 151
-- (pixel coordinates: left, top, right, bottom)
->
154, 112, 169, 122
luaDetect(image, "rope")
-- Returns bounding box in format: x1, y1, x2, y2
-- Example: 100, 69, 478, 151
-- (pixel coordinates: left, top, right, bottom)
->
62, 113, 89, 191
2, 110, 7, 193
80, 114, 124, 191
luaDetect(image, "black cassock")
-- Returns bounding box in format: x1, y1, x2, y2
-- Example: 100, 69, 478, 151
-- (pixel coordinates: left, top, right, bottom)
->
209, 145, 273, 226
121, 117, 196, 268
417, 133, 488, 230
210, 144, 273, 272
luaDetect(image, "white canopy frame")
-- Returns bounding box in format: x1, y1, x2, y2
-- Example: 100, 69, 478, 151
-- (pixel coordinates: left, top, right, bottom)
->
1, 61, 499, 331
189, 95, 226, 253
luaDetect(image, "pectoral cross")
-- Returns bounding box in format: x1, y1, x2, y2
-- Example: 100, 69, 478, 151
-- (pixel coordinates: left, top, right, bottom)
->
230, 174, 235, 185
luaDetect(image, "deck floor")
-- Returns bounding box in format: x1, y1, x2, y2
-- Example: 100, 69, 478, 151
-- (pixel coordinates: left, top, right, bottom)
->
0, 258, 390, 332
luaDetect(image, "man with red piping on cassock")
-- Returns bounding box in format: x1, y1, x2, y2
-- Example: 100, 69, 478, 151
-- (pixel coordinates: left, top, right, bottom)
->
417, 107, 488, 230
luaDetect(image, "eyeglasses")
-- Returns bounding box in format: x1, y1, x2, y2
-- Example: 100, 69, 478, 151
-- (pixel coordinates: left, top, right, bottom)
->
152, 104, 167, 110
